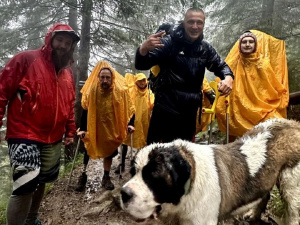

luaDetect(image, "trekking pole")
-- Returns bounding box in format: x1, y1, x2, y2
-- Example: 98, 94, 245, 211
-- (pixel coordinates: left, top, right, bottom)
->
225, 96, 230, 144
130, 133, 133, 161
119, 146, 123, 181
67, 137, 81, 189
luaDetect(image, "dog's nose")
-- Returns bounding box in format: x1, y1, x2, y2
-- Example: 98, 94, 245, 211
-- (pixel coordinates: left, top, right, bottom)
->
121, 186, 134, 204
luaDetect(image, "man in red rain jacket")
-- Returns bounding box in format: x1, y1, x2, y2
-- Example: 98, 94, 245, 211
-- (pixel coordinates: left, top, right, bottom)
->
0, 23, 80, 225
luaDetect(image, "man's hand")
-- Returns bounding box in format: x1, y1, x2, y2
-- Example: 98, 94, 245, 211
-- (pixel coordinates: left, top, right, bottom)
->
63, 137, 74, 146
139, 31, 165, 56
218, 76, 233, 97
77, 131, 86, 139
127, 125, 135, 134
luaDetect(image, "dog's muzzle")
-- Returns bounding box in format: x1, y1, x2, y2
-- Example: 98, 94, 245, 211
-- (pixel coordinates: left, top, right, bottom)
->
121, 186, 134, 205
121, 186, 162, 220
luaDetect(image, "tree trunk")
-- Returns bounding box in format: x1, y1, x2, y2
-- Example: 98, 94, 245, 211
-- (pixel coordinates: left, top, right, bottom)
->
65, 0, 79, 162
261, 0, 275, 33
268, 0, 288, 38
74, 0, 93, 155
68, 0, 79, 87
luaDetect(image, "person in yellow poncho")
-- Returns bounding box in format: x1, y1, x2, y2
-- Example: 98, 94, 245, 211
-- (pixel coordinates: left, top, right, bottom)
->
216, 30, 289, 140
76, 61, 135, 191
115, 73, 155, 174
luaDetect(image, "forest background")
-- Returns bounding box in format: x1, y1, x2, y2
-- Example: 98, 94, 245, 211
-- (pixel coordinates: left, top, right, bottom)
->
0, 0, 299, 222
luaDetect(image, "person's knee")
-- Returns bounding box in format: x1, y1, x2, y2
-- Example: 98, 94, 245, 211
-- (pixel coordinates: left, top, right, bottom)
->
12, 168, 39, 196
12, 180, 38, 196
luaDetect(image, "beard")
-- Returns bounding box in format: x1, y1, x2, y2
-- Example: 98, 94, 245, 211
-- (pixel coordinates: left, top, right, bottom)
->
52, 48, 72, 73
101, 83, 111, 90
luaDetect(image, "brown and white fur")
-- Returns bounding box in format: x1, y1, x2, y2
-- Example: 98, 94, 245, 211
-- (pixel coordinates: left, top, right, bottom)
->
120, 118, 300, 225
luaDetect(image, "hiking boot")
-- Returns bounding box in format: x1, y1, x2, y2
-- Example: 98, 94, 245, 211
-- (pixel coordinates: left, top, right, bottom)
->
102, 175, 115, 190
114, 163, 125, 174
25, 218, 42, 225
75, 172, 87, 192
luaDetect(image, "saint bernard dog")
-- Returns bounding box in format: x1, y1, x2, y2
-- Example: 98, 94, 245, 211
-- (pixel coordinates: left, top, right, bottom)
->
120, 118, 300, 225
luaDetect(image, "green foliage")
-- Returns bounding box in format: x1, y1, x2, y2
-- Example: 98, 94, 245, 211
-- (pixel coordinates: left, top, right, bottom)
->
0, 0, 68, 65
89, 0, 187, 73
0, 143, 11, 220
0, 200, 6, 225
268, 186, 286, 218
44, 152, 83, 194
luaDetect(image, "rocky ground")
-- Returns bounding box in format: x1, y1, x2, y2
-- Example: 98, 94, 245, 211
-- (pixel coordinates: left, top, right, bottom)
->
39, 128, 284, 225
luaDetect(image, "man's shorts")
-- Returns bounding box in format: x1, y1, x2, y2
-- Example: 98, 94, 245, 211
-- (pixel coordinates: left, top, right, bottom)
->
8, 139, 62, 195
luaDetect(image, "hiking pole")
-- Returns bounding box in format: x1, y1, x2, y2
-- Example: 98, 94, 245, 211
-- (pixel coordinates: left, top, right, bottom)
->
67, 135, 81, 189
119, 146, 123, 182
225, 96, 230, 144
130, 133, 133, 161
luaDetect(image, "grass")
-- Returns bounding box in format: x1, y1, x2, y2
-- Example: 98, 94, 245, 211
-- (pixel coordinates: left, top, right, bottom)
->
268, 186, 286, 219
0, 201, 6, 225
45, 153, 83, 194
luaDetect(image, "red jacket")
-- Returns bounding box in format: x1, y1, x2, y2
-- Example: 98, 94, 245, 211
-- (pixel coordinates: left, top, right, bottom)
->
0, 24, 78, 144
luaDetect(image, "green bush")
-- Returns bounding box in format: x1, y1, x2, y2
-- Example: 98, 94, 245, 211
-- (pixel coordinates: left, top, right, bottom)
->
268, 186, 286, 218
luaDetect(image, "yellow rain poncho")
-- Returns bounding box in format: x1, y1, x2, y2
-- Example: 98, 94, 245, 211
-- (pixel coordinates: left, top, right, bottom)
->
196, 77, 213, 133
123, 73, 154, 149
81, 61, 135, 159
124, 72, 136, 89
216, 30, 289, 137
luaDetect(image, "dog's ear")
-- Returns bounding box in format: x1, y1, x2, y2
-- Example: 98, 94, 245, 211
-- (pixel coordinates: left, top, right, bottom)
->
142, 146, 191, 205
129, 152, 139, 177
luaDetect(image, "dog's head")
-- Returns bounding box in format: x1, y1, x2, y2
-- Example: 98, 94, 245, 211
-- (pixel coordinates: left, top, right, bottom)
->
120, 140, 194, 219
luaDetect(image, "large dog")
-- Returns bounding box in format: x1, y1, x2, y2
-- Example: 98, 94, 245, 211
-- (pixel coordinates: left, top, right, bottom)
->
120, 118, 300, 225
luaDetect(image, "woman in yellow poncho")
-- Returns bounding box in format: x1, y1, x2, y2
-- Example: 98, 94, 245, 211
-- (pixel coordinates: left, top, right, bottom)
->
115, 73, 155, 173
216, 30, 289, 139
76, 60, 135, 190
